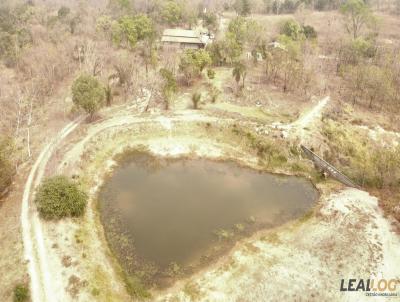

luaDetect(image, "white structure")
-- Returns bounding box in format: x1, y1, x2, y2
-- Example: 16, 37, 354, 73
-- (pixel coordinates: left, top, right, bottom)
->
161, 29, 212, 49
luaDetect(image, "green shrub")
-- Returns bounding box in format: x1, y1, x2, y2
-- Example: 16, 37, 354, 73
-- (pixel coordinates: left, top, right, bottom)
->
302, 25, 317, 39
207, 68, 215, 79
280, 20, 317, 41
96, 15, 113, 33
35, 176, 87, 220
322, 119, 400, 188
13, 284, 29, 302
209, 85, 220, 103
0, 137, 13, 195
280, 19, 304, 40
57, 6, 70, 19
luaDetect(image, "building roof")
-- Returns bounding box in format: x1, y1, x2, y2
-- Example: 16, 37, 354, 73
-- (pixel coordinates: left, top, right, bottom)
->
268, 41, 287, 51
163, 29, 198, 38
161, 29, 204, 45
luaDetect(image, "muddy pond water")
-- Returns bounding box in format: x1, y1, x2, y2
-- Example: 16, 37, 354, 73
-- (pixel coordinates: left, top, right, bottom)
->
98, 152, 318, 287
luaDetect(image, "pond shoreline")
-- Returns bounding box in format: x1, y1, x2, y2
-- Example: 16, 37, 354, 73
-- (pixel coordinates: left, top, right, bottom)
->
97, 149, 319, 292
43, 112, 385, 302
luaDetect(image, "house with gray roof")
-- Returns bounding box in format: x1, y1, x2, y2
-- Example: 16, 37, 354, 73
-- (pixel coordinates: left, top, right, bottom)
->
161, 29, 210, 49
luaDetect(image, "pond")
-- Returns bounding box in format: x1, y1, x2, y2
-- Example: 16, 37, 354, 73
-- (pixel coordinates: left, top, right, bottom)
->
98, 151, 318, 288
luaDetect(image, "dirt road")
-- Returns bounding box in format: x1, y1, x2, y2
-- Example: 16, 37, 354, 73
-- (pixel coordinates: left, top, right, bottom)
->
292, 96, 330, 130
21, 116, 84, 302
272, 96, 330, 141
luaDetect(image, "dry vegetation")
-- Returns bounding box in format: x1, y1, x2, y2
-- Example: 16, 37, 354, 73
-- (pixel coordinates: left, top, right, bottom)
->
0, 0, 400, 300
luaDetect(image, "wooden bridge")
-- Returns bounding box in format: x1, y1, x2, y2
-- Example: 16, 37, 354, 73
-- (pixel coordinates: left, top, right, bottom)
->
301, 145, 359, 188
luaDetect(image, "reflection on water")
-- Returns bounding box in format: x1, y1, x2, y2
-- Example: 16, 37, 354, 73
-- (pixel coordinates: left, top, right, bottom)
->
99, 152, 318, 287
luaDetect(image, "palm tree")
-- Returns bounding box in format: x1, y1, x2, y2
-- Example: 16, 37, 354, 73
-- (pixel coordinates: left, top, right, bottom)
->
192, 92, 201, 109
232, 62, 247, 92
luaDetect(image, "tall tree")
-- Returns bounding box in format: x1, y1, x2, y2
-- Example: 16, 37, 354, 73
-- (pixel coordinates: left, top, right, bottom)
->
202, 12, 218, 33
179, 49, 211, 85
112, 14, 155, 49
191, 92, 201, 109
161, 1, 184, 26
160, 68, 177, 110
340, 0, 375, 39
232, 62, 247, 92
72, 75, 105, 119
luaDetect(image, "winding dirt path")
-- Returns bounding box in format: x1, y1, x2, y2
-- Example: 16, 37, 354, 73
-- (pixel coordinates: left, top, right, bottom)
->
274, 96, 330, 140
21, 116, 85, 302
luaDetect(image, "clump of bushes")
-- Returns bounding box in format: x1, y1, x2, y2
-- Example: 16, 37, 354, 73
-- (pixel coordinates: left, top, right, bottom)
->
179, 49, 211, 85
322, 119, 400, 188
35, 176, 87, 220
13, 284, 29, 302
280, 19, 317, 40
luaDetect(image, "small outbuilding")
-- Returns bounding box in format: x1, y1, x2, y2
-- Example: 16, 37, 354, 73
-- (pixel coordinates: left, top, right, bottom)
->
161, 29, 210, 49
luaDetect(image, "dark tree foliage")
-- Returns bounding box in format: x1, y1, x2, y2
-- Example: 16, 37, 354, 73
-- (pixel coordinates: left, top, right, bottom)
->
35, 176, 87, 220
303, 25, 318, 39
0, 137, 13, 195
72, 74, 105, 117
